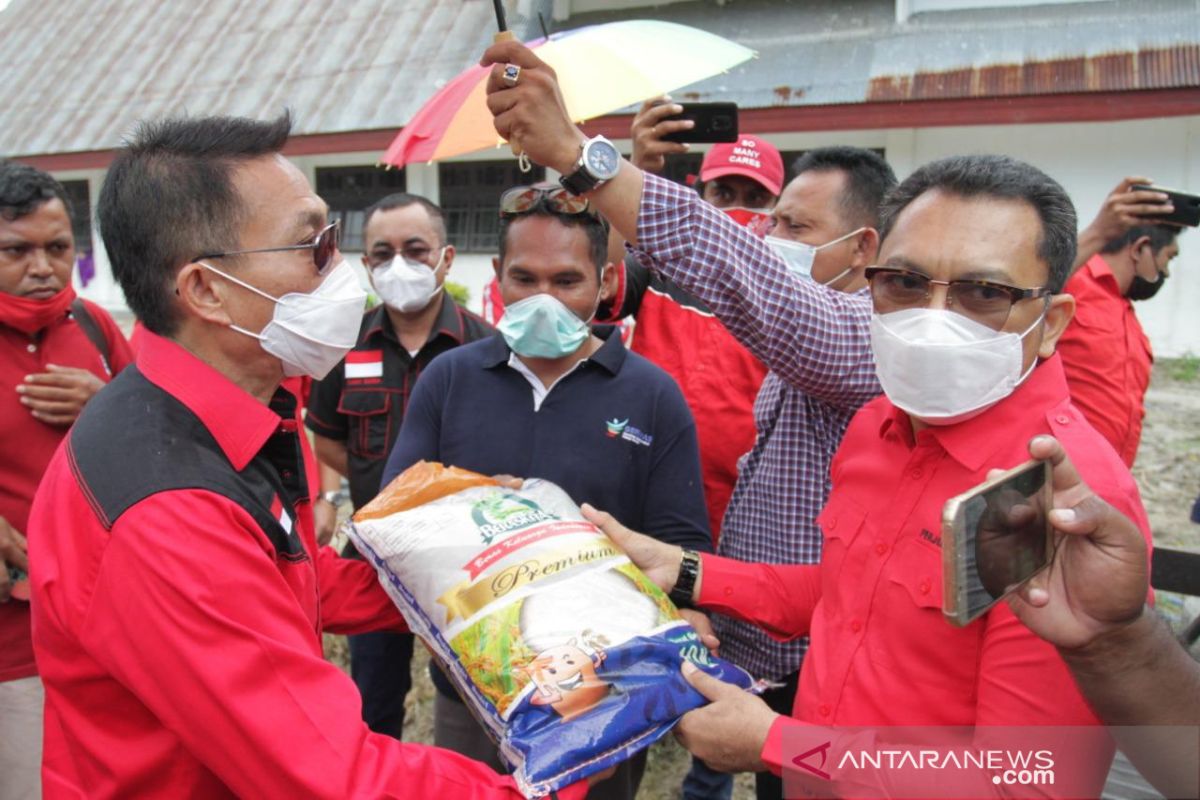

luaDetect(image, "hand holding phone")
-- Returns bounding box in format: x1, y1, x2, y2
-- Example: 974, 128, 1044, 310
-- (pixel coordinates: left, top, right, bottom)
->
942, 459, 1054, 627
1130, 184, 1200, 227
658, 102, 739, 144
629, 97, 693, 174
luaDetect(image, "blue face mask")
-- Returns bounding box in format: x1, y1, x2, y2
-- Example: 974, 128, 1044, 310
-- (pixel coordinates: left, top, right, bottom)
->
498, 293, 597, 359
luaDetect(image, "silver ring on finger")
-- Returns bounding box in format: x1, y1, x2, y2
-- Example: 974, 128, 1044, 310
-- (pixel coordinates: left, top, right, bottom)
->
501, 63, 521, 87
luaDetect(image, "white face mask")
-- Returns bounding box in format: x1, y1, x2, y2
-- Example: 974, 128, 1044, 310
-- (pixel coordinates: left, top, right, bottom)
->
869, 307, 1046, 426
372, 247, 447, 313
202, 260, 367, 380
765, 227, 865, 285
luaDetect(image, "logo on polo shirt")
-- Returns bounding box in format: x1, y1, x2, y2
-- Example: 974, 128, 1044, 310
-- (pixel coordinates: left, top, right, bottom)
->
604, 418, 653, 447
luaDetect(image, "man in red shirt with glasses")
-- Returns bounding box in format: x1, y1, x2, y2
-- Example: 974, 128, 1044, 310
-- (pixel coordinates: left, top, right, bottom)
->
27, 114, 590, 799
481, 41, 1150, 797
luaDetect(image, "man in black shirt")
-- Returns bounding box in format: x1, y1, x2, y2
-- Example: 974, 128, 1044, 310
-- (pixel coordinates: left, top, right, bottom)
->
306, 193, 492, 740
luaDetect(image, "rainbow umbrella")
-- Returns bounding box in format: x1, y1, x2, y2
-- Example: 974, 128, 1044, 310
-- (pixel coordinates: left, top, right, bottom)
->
382, 20, 755, 169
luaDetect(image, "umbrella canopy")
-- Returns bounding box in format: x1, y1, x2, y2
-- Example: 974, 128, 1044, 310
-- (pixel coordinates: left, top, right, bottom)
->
382, 20, 755, 169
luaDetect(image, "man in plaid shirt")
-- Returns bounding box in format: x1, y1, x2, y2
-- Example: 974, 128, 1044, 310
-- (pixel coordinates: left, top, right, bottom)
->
649, 148, 892, 800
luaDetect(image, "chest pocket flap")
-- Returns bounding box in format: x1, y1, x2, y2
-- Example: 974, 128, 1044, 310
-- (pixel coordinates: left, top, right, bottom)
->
337, 390, 392, 458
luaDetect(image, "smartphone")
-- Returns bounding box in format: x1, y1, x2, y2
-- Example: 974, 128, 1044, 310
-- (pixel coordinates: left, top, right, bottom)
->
1130, 184, 1200, 227
942, 459, 1054, 627
660, 102, 739, 144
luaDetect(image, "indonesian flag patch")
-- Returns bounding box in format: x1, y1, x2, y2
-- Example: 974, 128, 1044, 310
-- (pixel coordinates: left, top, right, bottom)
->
270, 495, 294, 535
345, 350, 384, 381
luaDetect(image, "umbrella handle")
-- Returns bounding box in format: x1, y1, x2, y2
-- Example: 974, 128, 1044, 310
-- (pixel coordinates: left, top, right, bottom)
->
493, 31, 532, 172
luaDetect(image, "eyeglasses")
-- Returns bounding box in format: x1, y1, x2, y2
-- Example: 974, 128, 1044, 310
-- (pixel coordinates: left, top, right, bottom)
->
498, 185, 596, 218
864, 266, 1051, 330
195, 220, 341, 276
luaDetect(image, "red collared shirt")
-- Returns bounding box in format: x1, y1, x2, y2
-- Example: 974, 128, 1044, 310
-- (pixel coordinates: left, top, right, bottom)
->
29, 332, 580, 800
1057, 255, 1153, 466
0, 301, 132, 683
697, 355, 1151, 795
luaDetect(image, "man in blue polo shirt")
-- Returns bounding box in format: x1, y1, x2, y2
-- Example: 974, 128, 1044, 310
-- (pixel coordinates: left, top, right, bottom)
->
381, 182, 711, 800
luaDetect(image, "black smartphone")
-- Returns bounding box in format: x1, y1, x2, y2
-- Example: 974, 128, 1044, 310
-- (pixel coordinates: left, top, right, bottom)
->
660, 102, 739, 144
942, 459, 1054, 627
1131, 184, 1200, 227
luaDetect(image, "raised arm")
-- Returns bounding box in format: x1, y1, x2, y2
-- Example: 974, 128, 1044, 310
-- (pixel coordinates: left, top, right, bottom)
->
480, 41, 877, 409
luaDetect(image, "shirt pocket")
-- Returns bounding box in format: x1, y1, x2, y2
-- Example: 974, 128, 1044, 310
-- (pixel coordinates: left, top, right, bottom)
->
337, 389, 392, 459
868, 537, 980, 695
816, 495, 869, 613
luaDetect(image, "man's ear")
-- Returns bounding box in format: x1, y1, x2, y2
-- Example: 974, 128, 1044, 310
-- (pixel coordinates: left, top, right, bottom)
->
853, 228, 881, 268
1037, 294, 1076, 359
599, 261, 618, 303
441, 244, 456, 275
492, 256, 502, 279
176, 262, 235, 326
1129, 235, 1158, 281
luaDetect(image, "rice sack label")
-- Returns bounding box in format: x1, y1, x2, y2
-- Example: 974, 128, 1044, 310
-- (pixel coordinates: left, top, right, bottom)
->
348, 462, 755, 798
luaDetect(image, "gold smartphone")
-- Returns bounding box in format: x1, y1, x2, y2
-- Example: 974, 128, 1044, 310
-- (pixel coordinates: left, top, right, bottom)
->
942, 459, 1055, 627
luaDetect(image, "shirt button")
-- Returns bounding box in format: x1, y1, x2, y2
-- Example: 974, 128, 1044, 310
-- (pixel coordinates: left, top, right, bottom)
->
723, 587, 733, 597
875, 542, 888, 556
909, 467, 924, 479
920, 579, 932, 595
818, 704, 831, 717
850, 620, 863, 633
1055, 414, 1070, 425
829, 517, 838, 531
26, 343, 37, 353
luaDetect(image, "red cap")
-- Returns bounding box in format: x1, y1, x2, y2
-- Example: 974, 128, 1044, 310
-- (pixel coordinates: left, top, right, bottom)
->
699, 135, 784, 197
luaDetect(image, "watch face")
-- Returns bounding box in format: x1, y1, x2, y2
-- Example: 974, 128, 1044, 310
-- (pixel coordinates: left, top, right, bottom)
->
585, 139, 621, 180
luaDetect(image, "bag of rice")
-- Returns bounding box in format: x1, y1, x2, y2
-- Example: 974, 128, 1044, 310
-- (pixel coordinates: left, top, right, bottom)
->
347, 461, 755, 798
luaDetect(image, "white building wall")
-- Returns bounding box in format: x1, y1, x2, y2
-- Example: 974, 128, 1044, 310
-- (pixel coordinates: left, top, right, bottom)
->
69, 113, 1199, 356
907, 116, 1199, 358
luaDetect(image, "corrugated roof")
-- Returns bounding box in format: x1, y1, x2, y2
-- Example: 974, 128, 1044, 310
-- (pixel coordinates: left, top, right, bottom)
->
1, 0, 1197, 158
573, 0, 1200, 108
0, 0, 556, 157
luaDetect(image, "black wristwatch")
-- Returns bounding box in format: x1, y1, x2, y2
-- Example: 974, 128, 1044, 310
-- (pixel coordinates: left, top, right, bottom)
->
559, 135, 622, 196
670, 549, 701, 609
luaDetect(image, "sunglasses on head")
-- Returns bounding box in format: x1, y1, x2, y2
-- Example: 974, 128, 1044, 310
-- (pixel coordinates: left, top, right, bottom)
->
499, 185, 597, 219
195, 220, 342, 277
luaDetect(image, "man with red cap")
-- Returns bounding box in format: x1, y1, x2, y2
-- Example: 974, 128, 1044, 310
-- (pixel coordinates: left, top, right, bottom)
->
689, 134, 784, 225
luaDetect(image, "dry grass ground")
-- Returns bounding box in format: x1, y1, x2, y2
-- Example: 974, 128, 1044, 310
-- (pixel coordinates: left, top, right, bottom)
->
325, 357, 1200, 799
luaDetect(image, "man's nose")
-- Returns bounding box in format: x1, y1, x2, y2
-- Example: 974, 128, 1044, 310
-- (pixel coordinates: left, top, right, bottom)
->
27, 247, 55, 277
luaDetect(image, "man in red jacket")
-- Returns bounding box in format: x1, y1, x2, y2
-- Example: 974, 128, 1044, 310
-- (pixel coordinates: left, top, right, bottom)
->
27, 113, 588, 799
0, 160, 133, 800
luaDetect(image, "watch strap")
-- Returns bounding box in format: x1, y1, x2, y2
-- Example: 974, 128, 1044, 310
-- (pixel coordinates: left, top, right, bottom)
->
670, 549, 701, 609
559, 161, 600, 196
